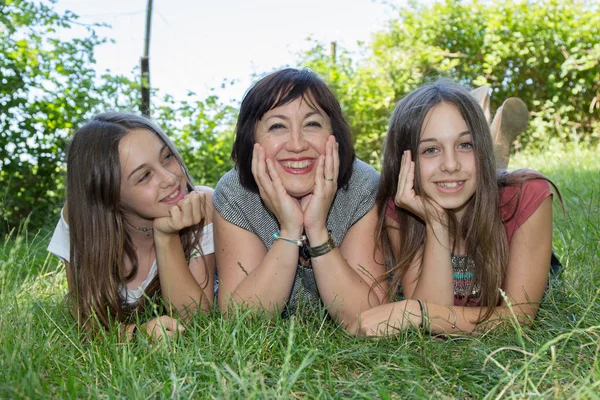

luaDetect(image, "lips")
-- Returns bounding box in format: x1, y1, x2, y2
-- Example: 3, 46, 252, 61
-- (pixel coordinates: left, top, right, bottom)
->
278, 157, 316, 175
435, 180, 466, 193
160, 185, 186, 204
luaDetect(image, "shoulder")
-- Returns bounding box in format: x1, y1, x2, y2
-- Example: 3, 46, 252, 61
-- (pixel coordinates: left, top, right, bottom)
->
499, 169, 553, 212
349, 158, 380, 187
499, 169, 554, 243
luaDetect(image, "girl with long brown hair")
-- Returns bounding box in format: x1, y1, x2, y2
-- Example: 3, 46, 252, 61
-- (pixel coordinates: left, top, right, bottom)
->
48, 112, 215, 339
353, 81, 559, 336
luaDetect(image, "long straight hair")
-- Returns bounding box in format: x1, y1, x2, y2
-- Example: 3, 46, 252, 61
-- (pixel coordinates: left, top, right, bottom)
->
376, 80, 555, 323
66, 112, 206, 331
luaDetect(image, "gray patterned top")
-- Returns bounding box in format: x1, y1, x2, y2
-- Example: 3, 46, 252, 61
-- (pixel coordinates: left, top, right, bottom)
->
213, 158, 380, 316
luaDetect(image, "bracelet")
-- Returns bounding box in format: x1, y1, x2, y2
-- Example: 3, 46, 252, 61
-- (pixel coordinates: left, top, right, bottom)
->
417, 300, 425, 331
307, 230, 336, 258
272, 231, 306, 246
447, 306, 457, 329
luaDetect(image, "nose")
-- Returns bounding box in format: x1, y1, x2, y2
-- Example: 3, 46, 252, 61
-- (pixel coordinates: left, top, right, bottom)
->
285, 126, 310, 153
441, 150, 460, 173
158, 165, 179, 188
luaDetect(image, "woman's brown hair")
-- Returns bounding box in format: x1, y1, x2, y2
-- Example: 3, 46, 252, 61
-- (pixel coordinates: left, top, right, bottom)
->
376, 80, 557, 323
65, 112, 206, 331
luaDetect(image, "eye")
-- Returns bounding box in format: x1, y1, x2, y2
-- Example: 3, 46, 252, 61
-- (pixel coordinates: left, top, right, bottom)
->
422, 147, 439, 155
163, 151, 174, 162
458, 142, 473, 150
305, 121, 322, 128
268, 123, 285, 131
138, 171, 151, 183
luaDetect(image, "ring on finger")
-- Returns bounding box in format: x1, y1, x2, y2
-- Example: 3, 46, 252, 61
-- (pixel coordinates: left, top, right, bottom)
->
324, 176, 334, 182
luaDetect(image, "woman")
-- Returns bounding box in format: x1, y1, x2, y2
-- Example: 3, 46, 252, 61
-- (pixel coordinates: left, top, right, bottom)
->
213, 68, 386, 328
355, 80, 559, 336
48, 112, 215, 338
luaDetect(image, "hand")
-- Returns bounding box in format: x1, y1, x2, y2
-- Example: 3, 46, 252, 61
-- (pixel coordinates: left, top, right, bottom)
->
394, 150, 445, 224
302, 136, 339, 237
153, 190, 204, 236
141, 315, 185, 339
353, 301, 419, 336
252, 143, 304, 234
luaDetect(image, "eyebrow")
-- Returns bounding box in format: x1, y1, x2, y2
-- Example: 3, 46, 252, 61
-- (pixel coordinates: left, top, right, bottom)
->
127, 144, 169, 180
419, 130, 471, 145
265, 110, 321, 121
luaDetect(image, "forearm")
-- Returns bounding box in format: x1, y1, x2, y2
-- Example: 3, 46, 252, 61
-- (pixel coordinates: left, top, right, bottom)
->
405, 301, 538, 336
411, 222, 454, 304
224, 239, 300, 316
311, 248, 383, 328
154, 234, 212, 318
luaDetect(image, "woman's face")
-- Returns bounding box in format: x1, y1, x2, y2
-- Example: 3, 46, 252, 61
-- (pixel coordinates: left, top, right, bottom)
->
254, 96, 333, 198
417, 102, 477, 219
118, 129, 187, 227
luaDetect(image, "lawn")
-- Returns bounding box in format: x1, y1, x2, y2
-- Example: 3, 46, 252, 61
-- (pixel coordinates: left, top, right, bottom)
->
1, 146, 599, 398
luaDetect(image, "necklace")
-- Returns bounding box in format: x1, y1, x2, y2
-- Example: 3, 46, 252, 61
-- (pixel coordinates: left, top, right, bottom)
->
451, 254, 480, 299
126, 220, 153, 237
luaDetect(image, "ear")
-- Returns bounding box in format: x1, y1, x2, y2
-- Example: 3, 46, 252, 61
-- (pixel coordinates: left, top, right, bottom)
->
470, 85, 491, 124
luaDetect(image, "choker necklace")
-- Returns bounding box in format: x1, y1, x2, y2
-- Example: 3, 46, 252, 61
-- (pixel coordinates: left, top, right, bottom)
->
126, 220, 153, 237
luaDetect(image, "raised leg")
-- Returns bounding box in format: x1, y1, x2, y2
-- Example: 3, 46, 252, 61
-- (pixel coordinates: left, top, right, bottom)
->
489, 98, 529, 169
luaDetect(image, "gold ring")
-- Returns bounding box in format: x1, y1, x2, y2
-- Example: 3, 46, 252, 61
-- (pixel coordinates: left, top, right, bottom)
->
324, 177, 334, 181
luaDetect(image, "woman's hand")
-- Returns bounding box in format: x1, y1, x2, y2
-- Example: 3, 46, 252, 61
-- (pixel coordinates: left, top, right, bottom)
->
394, 150, 445, 224
302, 136, 339, 238
252, 143, 304, 235
153, 190, 204, 236
352, 300, 420, 336
141, 315, 185, 339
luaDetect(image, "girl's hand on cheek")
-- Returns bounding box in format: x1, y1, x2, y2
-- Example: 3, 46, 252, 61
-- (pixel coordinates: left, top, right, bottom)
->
303, 136, 338, 237
153, 191, 204, 236
252, 144, 303, 235
394, 151, 445, 224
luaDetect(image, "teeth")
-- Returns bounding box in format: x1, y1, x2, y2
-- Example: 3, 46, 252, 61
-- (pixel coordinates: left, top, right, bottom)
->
166, 189, 179, 200
437, 181, 462, 188
281, 160, 313, 169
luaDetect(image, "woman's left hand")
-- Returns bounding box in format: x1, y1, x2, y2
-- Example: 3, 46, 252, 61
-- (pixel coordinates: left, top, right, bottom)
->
301, 136, 339, 237
153, 190, 204, 236
353, 300, 419, 336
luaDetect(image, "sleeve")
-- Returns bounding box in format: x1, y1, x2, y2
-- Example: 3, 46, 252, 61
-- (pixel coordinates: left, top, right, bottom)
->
47, 208, 70, 263
501, 178, 553, 244
192, 223, 214, 257
212, 169, 254, 232
386, 199, 399, 222
349, 159, 380, 224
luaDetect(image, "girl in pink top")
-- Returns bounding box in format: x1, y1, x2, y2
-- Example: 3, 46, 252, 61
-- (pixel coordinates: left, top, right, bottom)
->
352, 81, 560, 336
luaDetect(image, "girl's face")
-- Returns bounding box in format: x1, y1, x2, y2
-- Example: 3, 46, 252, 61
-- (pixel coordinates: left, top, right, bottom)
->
417, 102, 477, 219
254, 96, 333, 198
118, 129, 187, 227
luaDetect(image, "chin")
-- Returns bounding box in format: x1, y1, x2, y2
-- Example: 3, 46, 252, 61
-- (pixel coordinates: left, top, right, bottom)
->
284, 184, 315, 199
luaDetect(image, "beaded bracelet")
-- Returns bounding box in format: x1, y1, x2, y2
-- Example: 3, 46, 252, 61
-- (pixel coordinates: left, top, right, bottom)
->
272, 231, 306, 246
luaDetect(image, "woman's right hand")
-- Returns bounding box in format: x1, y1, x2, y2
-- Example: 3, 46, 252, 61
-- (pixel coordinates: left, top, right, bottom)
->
141, 316, 185, 339
252, 144, 304, 234
394, 150, 445, 224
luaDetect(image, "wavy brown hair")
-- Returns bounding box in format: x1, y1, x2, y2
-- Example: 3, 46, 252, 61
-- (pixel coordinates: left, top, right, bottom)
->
65, 112, 206, 332
376, 80, 558, 323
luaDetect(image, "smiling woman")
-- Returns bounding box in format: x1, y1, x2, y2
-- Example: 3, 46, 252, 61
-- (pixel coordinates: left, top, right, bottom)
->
47, 112, 215, 339
354, 80, 561, 336
213, 68, 387, 329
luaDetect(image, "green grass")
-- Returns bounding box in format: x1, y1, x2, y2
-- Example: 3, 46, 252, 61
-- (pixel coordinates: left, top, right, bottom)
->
1, 146, 599, 398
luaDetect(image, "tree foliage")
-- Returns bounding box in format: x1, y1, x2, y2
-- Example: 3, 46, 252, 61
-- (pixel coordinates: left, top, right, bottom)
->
0, 0, 141, 233
302, 0, 599, 162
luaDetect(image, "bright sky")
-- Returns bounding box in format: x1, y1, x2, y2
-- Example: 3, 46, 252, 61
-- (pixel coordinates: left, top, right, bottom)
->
53, 0, 395, 105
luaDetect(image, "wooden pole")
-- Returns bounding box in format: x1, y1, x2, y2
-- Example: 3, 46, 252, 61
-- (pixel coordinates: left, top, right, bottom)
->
141, 0, 153, 116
